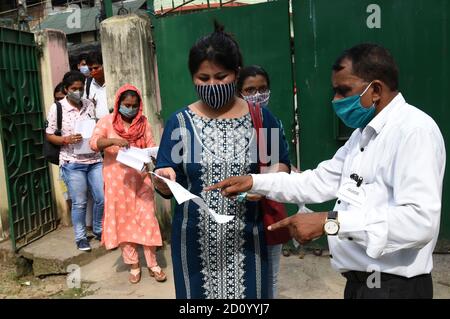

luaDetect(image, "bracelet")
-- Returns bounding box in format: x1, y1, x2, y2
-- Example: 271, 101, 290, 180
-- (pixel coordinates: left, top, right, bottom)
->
62, 136, 70, 145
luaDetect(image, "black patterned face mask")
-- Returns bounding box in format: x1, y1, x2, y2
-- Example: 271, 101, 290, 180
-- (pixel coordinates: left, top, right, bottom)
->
195, 82, 236, 110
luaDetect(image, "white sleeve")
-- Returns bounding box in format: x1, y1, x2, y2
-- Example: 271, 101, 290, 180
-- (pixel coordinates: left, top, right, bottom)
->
251, 141, 350, 205
337, 129, 446, 259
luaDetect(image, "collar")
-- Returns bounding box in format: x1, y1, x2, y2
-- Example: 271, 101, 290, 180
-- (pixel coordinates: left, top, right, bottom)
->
365, 92, 405, 135
92, 78, 105, 88
61, 96, 89, 114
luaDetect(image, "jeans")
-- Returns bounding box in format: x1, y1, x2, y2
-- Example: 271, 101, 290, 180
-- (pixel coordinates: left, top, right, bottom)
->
61, 162, 104, 242
267, 244, 282, 299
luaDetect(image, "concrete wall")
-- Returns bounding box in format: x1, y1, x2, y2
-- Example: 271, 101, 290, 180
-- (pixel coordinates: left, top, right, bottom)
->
100, 13, 172, 240
35, 29, 71, 227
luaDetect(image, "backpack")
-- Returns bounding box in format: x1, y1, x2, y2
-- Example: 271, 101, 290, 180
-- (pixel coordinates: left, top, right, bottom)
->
85, 76, 93, 99
43, 101, 62, 165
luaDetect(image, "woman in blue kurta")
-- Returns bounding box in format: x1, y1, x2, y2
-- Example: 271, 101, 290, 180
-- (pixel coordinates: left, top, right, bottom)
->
153, 22, 290, 299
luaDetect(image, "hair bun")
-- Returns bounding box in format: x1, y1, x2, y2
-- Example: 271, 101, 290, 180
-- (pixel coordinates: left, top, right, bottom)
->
213, 20, 225, 33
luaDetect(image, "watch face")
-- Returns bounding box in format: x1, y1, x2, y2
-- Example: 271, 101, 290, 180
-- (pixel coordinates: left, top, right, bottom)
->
325, 220, 339, 235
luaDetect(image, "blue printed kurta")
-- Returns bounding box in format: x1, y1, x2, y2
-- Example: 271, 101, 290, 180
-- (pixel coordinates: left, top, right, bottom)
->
156, 107, 290, 299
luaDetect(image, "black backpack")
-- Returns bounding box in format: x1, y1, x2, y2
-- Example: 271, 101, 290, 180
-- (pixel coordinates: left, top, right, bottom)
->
85, 76, 93, 99
43, 101, 62, 165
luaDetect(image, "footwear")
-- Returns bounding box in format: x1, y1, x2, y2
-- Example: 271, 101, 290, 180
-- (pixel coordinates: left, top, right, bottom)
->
76, 239, 91, 251
148, 266, 167, 282
129, 267, 141, 284
93, 232, 102, 241
282, 248, 291, 257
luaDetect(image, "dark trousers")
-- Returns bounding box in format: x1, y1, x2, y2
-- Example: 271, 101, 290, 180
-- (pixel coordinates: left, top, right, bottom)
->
343, 271, 433, 299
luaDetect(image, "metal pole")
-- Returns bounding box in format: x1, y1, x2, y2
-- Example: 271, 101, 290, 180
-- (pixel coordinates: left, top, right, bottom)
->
146, 0, 154, 15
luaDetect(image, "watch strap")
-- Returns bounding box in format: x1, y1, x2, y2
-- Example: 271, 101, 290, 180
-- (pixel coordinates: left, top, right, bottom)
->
328, 210, 338, 220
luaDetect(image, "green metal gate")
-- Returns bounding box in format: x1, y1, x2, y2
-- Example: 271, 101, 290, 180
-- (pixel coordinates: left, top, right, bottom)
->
152, 0, 301, 217
0, 27, 57, 251
293, 0, 450, 247
151, 0, 449, 248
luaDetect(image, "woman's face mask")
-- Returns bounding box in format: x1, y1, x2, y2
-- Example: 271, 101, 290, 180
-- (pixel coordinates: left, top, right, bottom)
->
67, 90, 84, 104
119, 105, 139, 119
79, 65, 90, 76
332, 81, 375, 128
195, 82, 237, 110
242, 91, 271, 108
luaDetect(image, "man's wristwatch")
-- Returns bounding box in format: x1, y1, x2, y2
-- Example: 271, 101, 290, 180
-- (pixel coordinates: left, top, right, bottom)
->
324, 211, 340, 235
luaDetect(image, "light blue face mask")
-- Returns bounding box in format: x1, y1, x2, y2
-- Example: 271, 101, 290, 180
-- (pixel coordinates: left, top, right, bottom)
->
332, 81, 376, 129
79, 65, 90, 76
119, 105, 138, 119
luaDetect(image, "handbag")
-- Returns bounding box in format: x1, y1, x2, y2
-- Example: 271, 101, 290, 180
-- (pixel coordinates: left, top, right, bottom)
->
248, 102, 291, 245
43, 101, 62, 165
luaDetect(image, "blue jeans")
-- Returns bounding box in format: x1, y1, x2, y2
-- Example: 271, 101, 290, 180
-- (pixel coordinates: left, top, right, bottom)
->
267, 244, 282, 299
61, 162, 104, 242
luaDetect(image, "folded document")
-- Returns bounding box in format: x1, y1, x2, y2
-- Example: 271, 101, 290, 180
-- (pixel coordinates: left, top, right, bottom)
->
116, 146, 159, 171
150, 172, 234, 224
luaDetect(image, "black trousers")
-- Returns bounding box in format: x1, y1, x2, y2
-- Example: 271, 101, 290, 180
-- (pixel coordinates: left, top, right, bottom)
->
343, 271, 433, 299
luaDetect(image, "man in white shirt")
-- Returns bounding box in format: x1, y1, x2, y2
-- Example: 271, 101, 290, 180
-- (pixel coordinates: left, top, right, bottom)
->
206, 43, 446, 299
84, 51, 110, 120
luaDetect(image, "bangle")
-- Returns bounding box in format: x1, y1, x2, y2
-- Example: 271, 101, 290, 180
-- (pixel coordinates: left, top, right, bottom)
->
62, 136, 70, 145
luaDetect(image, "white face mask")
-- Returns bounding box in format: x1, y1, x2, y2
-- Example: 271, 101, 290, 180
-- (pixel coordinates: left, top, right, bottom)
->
79, 65, 90, 76
242, 90, 271, 108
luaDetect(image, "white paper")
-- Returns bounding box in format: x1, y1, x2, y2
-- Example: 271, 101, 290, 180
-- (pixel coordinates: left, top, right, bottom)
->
73, 119, 96, 155
116, 146, 151, 171
151, 172, 234, 224
75, 119, 96, 138
148, 146, 159, 158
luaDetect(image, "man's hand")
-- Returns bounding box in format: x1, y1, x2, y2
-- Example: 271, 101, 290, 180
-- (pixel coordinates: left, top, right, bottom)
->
268, 212, 328, 245
204, 175, 253, 197
152, 167, 176, 196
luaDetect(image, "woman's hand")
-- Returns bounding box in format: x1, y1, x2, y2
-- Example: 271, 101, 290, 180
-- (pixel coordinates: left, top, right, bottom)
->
63, 134, 83, 145
152, 167, 176, 196
110, 138, 129, 148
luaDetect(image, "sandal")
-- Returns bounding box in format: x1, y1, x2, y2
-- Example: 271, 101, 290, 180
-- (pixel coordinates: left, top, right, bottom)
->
148, 266, 167, 282
129, 267, 141, 284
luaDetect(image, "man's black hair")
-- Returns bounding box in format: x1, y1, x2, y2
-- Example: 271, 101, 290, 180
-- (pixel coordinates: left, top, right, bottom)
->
333, 43, 399, 91
77, 53, 88, 64
86, 51, 103, 66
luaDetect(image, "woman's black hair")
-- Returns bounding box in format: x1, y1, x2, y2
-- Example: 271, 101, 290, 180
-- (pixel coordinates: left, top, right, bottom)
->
236, 65, 270, 93
188, 20, 243, 76
53, 82, 65, 97
119, 90, 141, 106
62, 70, 85, 89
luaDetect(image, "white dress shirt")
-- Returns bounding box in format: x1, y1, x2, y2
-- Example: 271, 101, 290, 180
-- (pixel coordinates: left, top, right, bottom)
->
251, 93, 446, 277
84, 78, 109, 119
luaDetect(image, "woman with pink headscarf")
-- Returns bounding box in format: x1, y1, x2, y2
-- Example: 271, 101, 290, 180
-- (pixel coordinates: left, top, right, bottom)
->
90, 84, 166, 284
